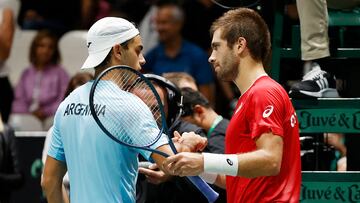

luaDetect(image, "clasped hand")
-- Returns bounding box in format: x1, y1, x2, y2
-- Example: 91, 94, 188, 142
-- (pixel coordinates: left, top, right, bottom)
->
163, 131, 206, 177
139, 131, 207, 183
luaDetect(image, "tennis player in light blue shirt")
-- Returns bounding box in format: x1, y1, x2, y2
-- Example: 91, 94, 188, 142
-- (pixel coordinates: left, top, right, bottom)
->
42, 17, 195, 203
48, 80, 168, 202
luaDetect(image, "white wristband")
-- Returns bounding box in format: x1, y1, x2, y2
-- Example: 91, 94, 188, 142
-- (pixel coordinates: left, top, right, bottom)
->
199, 172, 218, 184
203, 153, 238, 176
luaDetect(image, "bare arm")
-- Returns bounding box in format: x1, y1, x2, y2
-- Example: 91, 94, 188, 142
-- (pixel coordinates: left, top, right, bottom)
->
237, 132, 283, 177
41, 156, 69, 203
162, 132, 283, 178
149, 131, 207, 176
0, 8, 15, 61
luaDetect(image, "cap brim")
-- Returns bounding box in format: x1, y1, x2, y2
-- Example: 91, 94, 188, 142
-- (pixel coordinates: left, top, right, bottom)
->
81, 48, 111, 69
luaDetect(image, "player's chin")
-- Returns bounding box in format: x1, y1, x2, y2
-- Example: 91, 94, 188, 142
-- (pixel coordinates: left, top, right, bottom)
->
134, 65, 142, 71
213, 64, 221, 72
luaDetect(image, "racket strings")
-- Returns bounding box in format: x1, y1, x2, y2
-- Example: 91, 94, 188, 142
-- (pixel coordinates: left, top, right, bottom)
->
118, 72, 162, 125
111, 69, 161, 124
94, 69, 164, 147
95, 85, 139, 145
97, 82, 158, 146
210, 0, 261, 9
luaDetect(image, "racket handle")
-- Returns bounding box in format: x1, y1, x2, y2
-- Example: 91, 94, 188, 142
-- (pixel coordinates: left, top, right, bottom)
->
187, 176, 219, 203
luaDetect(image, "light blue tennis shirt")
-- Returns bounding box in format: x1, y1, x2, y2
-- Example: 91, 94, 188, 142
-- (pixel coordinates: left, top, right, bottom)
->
48, 81, 168, 203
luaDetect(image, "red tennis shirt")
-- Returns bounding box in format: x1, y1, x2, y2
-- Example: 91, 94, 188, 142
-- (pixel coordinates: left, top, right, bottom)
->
225, 75, 301, 203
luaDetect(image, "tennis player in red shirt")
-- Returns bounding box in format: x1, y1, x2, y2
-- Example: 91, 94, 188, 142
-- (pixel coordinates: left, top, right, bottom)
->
163, 8, 301, 203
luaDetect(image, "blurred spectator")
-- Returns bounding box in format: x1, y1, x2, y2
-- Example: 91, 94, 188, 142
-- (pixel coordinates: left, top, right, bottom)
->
137, 74, 209, 203
325, 133, 347, 171
297, 0, 360, 75
63, 72, 93, 97
163, 72, 198, 90
0, 1, 16, 123
12, 30, 69, 122
181, 87, 228, 155
144, 73, 205, 134
180, 87, 229, 202
139, 4, 158, 54
142, 1, 215, 105
0, 114, 24, 203
288, 1, 360, 171
290, 0, 360, 99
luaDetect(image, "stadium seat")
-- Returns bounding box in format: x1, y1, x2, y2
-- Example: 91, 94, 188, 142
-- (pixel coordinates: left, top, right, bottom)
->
8, 113, 44, 131
59, 30, 92, 76
7, 29, 37, 86
43, 116, 54, 131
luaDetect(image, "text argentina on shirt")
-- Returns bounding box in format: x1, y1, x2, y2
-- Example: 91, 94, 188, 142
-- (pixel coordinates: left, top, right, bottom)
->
63, 103, 106, 116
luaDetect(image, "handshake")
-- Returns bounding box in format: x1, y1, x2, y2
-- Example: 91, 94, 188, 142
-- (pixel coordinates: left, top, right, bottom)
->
139, 131, 208, 184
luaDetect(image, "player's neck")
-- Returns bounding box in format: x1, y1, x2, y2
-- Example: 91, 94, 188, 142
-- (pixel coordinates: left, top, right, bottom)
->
234, 58, 266, 94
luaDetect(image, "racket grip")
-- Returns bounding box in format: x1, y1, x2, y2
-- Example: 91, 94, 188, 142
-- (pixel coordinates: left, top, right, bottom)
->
187, 176, 219, 203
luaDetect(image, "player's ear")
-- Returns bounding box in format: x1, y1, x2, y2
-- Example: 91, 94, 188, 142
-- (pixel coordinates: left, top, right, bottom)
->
193, 105, 205, 118
236, 37, 246, 54
113, 44, 122, 57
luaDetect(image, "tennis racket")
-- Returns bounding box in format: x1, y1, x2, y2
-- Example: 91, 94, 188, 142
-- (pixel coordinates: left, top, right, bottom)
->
89, 65, 219, 203
210, 0, 261, 9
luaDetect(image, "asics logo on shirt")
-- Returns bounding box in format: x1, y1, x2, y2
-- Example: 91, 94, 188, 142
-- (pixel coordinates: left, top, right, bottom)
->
226, 158, 233, 166
262, 105, 274, 118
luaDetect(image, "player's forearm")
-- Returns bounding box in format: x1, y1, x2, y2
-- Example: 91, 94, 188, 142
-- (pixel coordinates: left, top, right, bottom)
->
62, 184, 70, 203
203, 149, 281, 179
41, 163, 68, 203
42, 180, 67, 203
152, 145, 174, 174
237, 149, 281, 178
204, 133, 283, 178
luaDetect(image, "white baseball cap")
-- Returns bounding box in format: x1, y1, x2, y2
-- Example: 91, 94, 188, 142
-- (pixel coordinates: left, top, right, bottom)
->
81, 17, 140, 69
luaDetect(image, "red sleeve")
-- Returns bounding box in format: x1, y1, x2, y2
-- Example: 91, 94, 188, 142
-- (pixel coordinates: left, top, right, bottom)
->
246, 87, 285, 140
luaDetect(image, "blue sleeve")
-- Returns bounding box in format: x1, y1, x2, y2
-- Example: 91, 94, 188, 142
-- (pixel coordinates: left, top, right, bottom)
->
192, 47, 214, 85
47, 111, 66, 162
139, 133, 169, 161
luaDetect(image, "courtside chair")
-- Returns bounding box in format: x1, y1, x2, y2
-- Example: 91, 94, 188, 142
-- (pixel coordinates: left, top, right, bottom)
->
59, 30, 90, 77
271, 5, 360, 81
7, 29, 37, 86
8, 114, 43, 131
